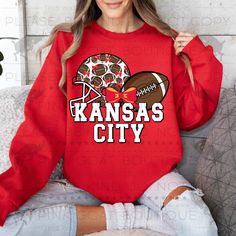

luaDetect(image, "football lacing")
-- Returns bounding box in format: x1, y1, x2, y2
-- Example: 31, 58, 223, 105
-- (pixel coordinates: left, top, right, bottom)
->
136, 82, 158, 97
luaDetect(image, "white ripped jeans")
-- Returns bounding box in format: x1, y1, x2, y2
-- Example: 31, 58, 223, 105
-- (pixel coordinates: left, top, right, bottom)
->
0, 168, 218, 236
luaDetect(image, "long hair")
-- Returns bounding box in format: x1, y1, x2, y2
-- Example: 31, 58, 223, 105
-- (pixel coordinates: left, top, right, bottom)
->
36, 0, 195, 98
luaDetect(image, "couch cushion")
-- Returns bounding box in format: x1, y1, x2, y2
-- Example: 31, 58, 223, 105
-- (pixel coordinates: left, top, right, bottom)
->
0, 85, 64, 180
84, 229, 166, 236
194, 86, 236, 236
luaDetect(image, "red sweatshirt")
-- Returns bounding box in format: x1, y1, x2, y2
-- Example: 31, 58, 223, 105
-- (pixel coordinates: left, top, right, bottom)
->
0, 20, 223, 226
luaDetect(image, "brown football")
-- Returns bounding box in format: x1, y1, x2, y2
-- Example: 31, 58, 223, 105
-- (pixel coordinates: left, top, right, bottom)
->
121, 71, 169, 111
92, 64, 108, 76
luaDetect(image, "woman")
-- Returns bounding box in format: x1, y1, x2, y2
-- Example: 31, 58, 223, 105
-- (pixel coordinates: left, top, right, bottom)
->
0, 0, 223, 235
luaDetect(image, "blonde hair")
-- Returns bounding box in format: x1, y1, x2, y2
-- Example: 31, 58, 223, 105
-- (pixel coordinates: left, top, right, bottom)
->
36, 0, 195, 98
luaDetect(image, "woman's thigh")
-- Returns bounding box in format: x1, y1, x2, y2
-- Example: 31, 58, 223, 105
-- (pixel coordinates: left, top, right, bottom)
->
9, 178, 103, 214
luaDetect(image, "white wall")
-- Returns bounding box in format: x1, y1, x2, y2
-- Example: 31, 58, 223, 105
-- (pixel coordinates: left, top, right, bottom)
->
0, 0, 26, 88
0, 0, 235, 89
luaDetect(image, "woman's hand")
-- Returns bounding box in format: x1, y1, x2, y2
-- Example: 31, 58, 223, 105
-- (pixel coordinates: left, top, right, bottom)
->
174, 32, 197, 55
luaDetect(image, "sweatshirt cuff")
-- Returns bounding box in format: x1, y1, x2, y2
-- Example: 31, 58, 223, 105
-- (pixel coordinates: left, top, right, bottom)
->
0, 198, 17, 227
181, 35, 212, 61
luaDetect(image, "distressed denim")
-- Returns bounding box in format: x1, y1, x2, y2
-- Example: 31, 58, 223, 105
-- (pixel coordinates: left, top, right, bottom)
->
0, 179, 102, 236
134, 168, 218, 236
0, 168, 218, 236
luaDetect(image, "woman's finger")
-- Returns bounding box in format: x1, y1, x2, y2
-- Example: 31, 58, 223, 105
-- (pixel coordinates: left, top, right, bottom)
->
176, 36, 193, 42
178, 32, 196, 37
173, 31, 195, 55
174, 40, 188, 49
175, 46, 184, 55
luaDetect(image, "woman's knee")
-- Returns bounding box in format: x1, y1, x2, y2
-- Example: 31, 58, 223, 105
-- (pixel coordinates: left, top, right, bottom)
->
0, 203, 77, 236
161, 189, 218, 236
161, 185, 194, 209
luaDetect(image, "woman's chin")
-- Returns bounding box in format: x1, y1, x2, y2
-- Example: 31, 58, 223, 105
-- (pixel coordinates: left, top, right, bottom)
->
105, 12, 124, 19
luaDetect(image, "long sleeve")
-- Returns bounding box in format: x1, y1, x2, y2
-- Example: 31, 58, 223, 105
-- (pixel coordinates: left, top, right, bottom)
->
172, 34, 223, 131
0, 31, 67, 226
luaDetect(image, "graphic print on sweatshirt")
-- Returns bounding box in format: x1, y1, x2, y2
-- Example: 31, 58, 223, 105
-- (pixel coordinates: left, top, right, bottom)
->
69, 53, 169, 143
